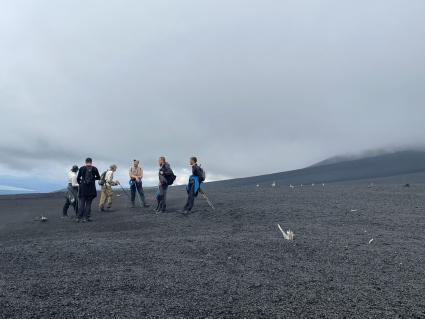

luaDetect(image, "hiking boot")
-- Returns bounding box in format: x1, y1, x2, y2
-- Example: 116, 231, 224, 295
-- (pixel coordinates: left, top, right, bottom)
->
62, 215, 68, 219
131, 202, 136, 208
99, 207, 106, 212
86, 218, 93, 222
143, 204, 150, 208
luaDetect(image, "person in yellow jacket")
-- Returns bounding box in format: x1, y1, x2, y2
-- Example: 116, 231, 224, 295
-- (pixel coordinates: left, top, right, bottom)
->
99, 164, 120, 212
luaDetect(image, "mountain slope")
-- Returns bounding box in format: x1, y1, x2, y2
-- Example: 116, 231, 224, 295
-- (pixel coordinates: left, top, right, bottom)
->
213, 150, 425, 187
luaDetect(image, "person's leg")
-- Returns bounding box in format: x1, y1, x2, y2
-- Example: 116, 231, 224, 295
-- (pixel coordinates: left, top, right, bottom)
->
130, 183, 136, 207
78, 197, 86, 220
158, 186, 164, 211
106, 186, 113, 208
63, 198, 70, 216
99, 187, 107, 210
137, 183, 149, 207
184, 182, 195, 212
85, 197, 94, 220
71, 201, 77, 216
71, 187, 79, 216
155, 189, 161, 211
160, 185, 168, 212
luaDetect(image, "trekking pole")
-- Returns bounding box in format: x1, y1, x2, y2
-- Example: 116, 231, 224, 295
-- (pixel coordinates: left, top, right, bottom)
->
119, 184, 131, 200
135, 187, 144, 208
199, 189, 215, 210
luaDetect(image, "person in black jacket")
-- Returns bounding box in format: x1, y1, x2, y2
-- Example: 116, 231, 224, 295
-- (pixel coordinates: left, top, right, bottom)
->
183, 157, 203, 213
77, 158, 100, 222
155, 156, 174, 213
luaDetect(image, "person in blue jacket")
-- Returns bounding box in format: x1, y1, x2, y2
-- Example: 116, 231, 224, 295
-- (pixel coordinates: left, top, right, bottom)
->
183, 157, 204, 213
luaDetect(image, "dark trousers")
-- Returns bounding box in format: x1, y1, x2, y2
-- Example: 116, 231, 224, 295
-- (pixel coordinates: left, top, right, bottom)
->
184, 181, 196, 211
78, 196, 94, 220
130, 182, 146, 204
157, 184, 168, 212
63, 186, 78, 216
63, 199, 78, 216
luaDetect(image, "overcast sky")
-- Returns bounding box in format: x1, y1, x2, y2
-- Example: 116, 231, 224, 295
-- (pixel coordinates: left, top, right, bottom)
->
1, 0, 425, 186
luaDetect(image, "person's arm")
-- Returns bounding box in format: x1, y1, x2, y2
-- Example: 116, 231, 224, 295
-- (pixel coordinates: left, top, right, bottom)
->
77, 168, 83, 185
94, 167, 101, 180
140, 167, 144, 179
163, 166, 173, 176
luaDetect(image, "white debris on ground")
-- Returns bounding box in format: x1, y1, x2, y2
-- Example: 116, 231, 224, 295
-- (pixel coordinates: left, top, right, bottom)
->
369, 238, 374, 244
277, 224, 295, 241
272, 181, 276, 187
256, 184, 260, 188
350, 209, 358, 212
34, 216, 48, 222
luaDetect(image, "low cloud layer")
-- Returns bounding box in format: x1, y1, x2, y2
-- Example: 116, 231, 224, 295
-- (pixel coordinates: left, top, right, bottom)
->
1, 0, 425, 186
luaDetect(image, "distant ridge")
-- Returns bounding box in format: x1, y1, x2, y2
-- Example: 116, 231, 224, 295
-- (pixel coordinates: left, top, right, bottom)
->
213, 150, 425, 187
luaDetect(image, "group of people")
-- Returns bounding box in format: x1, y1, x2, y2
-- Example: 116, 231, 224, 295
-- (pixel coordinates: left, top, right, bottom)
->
63, 156, 205, 222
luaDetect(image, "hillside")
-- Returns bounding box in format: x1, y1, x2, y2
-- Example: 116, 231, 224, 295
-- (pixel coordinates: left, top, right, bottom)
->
212, 150, 425, 187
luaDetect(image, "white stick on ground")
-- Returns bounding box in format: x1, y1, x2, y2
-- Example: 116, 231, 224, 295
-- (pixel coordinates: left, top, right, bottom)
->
277, 224, 295, 240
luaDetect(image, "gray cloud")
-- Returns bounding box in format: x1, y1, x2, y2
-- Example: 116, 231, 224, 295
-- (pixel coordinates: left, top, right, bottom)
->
1, 0, 425, 185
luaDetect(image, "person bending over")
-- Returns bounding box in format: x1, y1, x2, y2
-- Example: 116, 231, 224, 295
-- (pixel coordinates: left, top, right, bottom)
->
99, 164, 120, 212
63, 165, 79, 217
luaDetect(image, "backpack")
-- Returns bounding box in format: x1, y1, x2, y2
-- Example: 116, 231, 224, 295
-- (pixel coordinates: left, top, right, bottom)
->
98, 171, 108, 186
198, 166, 206, 182
166, 172, 177, 186
83, 167, 95, 185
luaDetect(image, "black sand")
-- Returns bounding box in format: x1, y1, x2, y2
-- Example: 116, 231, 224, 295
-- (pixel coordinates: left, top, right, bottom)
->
1, 181, 425, 318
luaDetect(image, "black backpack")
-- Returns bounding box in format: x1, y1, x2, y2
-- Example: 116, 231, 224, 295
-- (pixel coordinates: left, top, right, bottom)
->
166, 173, 177, 186
98, 171, 107, 186
83, 167, 95, 185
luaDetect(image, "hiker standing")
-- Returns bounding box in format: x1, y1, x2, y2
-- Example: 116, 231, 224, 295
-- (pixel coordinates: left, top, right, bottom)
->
62, 165, 79, 217
129, 160, 149, 208
99, 164, 120, 212
77, 158, 100, 222
183, 157, 205, 213
155, 157, 175, 213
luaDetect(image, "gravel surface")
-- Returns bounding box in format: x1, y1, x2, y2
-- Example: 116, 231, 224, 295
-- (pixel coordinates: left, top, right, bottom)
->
1, 182, 425, 318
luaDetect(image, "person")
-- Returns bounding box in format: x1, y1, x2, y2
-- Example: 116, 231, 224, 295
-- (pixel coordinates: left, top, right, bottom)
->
183, 157, 204, 213
99, 164, 120, 212
62, 165, 79, 217
129, 160, 149, 208
77, 158, 100, 222
155, 156, 175, 213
